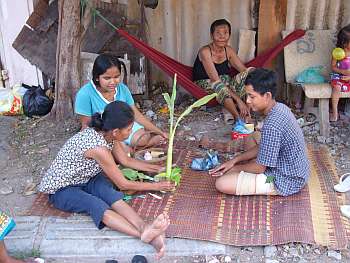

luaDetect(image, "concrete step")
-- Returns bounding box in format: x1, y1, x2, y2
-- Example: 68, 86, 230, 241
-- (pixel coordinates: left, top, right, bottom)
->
5, 216, 258, 262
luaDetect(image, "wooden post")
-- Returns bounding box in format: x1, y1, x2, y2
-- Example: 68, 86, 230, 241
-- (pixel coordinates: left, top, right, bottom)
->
50, 0, 81, 121
258, 0, 288, 100
258, 0, 287, 58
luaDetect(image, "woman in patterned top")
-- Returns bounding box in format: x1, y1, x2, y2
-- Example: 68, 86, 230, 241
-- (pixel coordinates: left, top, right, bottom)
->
39, 101, 173, 259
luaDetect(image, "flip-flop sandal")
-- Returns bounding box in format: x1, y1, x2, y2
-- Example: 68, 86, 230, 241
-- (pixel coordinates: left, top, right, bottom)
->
334, 173, 350, 192
132, 255, 148, 263
222, 109, 235, 125
25, 258, 45, 263
340, 205, 350, 219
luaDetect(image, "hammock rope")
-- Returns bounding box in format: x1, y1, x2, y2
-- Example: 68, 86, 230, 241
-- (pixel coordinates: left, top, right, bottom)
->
90, 7, 305, 106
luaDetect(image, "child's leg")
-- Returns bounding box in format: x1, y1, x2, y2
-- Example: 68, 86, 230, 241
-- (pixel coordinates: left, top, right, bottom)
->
331, 83, 341, 121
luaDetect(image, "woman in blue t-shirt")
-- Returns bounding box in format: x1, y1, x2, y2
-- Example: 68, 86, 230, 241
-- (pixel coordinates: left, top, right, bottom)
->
75, 54, 168, 152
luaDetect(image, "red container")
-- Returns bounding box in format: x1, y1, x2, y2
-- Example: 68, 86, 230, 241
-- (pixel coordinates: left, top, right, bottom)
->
231, 131, 249, 140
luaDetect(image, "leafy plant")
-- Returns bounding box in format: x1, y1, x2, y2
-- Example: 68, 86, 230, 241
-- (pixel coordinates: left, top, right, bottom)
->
159, 74, 217, 185
265, 175, 275, 184
121, 168, 154, 181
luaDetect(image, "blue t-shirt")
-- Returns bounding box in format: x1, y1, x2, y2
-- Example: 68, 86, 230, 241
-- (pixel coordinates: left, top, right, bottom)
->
257, 103, 310, 196
75, 81, 135, 116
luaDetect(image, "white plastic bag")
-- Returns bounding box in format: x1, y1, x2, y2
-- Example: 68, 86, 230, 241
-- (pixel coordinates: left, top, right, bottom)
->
0, 84, 26, 115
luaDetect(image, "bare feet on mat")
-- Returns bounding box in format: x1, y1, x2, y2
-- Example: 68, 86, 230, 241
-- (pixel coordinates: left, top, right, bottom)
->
141, 212, 170, 243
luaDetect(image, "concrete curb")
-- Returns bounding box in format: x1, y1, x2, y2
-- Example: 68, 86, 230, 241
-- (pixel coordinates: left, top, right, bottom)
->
5, 216, 263, 262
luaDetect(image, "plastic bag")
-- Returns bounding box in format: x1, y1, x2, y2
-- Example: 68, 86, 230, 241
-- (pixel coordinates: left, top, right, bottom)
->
22, 84, 53, 117
295, 66, 326, 84
190, 150, 220, 171
0, 85, 27, 115
232, 119, 253, 134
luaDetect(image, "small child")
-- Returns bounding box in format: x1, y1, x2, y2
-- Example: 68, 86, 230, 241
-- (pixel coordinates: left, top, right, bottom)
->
209, 68, 310, 196
330, 24, 350, 122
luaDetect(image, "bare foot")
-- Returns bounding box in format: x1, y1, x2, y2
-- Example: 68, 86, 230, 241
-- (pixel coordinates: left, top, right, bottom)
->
330, 113, 338, 122
141, 213, 170, 243
148, 135, 165, 147
150, 234, 166, 260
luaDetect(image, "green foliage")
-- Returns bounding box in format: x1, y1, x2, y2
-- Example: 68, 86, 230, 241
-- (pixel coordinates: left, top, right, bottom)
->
121, 168, 154, 181
12, 249, 41, 260
161, 74, 217, 186
169, 167, 182, 186
265, 175, 275, 184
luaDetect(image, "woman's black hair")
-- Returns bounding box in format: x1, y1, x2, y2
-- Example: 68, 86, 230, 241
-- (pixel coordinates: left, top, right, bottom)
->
336, 24, 350, 49
245, 68, 277, 99
210, 19, 231, 35
89, 101, 135, 131
92, 54, 127, 86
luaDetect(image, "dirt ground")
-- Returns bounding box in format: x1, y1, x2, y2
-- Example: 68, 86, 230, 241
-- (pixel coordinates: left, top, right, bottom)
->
1, 95, 350, 262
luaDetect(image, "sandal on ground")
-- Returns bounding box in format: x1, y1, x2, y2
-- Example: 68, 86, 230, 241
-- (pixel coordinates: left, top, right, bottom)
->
25, 258, 45, 263
334, 173, 350, 192
340, 205, 350, 219
222, 109, 235, 125
132, 255, 148, 263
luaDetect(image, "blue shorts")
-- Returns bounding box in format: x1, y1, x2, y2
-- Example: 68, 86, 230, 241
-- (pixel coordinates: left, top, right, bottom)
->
49, 173, 124, 229
124, 121, 144, 145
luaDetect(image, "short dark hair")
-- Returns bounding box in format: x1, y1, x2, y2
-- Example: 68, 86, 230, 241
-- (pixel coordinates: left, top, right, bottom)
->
336, 24, 350, 49
244, 68, 277, 99
210, 19, 231, 35
89, 101, 135, 131
92, 54, 125, 86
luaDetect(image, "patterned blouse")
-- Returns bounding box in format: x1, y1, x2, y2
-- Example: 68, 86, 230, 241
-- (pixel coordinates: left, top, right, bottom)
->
38, 128, 114, 194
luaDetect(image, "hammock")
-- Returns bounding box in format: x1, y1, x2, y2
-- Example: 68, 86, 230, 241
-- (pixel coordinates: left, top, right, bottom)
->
116, 29, 305, 106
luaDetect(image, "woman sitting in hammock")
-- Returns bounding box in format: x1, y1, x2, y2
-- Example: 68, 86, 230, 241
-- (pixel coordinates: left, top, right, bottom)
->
193, 19, 253, 123
75, 54, 168, 153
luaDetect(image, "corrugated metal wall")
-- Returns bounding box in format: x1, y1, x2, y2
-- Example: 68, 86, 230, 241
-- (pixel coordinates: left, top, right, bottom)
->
138, 0, 350, 82
286, 0, 350, 30
145, 0, 256, 67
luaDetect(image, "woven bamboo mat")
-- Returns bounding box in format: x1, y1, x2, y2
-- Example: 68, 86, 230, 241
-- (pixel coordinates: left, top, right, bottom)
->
28, 144, 349, 248
130, 144, 350, 249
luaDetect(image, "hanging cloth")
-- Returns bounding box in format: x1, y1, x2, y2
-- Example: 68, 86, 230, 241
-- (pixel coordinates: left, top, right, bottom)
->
116, 29, 305, 106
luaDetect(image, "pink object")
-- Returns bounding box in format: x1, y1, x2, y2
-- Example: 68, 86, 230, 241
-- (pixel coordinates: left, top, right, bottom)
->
338, 57, 350, 70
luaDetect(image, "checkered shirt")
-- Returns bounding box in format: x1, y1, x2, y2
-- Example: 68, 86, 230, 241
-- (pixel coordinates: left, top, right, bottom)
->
257, 103, 310, 196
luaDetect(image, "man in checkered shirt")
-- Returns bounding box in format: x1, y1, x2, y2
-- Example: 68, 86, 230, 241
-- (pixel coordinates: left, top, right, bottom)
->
210, 68, 310, 196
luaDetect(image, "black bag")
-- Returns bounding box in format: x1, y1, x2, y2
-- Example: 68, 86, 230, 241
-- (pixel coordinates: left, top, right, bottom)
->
22, 84, 54, 117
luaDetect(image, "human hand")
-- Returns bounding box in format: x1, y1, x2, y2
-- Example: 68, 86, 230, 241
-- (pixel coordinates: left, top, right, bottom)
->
237, 100, 250, 118
156, 165, 166, 173
160, 131, 169, 139
342, 75, 350, 81
156, 181, 176, 191
209, 159, 236, 177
